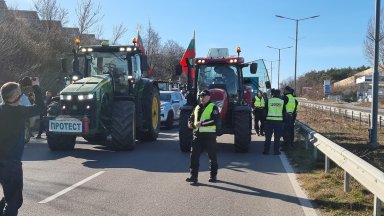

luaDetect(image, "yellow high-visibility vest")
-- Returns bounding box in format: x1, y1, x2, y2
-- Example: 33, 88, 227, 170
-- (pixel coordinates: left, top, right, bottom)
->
286, 94, 297, 113
193, 103, 216, 132
266, 97, 284, 121
254, 96, 265, 108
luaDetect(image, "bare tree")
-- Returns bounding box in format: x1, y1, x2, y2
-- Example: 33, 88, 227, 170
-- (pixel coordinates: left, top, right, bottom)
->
143, 21, 161, 75
111, 23, 128, 45
153, 40, 185, 81
363, 13, 384, 67
33, 0, 68, 26
94, 24, 104, 40
75, 0, 103, 40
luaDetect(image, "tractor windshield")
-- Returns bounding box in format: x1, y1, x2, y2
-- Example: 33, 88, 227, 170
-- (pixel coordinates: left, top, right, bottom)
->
88, 52, 128, 76
197, 64, 238, 98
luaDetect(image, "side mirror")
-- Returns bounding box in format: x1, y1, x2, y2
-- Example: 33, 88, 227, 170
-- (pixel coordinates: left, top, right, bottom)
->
61, 58, 68, 74
250, 63, 258, 74
175, 64, 183, 75
140, 55, 149, 71
265, 81, 271, 89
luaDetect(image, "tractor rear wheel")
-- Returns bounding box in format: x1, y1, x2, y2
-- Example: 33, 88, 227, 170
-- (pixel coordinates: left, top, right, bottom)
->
136, 84, 160, 141
165, 111, 174, 130
179, 107, 193, 152
234, 108, 251, 153
110, 101, 135, 150
47, 132, 76, 151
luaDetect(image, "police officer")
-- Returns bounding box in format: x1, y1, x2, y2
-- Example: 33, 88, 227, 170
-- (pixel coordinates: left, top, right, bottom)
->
282, 86, 299, 149
186, 89, 220, 184
252, 91, 266, 136
263, 89, 286, 155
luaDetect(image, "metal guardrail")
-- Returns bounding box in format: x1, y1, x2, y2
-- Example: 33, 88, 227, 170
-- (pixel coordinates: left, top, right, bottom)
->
301, 102, 384, 128
296, 121, 384, 216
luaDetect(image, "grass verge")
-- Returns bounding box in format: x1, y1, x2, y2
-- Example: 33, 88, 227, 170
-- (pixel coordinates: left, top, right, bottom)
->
284, 107, 384, 216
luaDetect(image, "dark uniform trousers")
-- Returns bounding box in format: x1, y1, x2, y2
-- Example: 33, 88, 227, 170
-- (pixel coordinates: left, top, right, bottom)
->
283, 113, 295, 147
0, 161, 23, 216
264, 120, 284, 154
253, 108, 265, 134
190, 132, 218, 178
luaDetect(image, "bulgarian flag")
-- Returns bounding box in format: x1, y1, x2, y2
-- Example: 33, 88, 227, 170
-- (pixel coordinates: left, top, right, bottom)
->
137, 31, 145, 55
180, 33, 195, 78
137, 31, 153, 74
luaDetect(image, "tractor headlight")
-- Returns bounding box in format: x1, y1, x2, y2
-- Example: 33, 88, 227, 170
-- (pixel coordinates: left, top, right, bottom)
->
78, 94, 94, 101
72, 75, 79, 81
60, 95, 72, 101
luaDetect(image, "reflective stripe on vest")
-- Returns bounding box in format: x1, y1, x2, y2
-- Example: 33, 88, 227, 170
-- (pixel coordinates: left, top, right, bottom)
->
194, 103, 216, 132
254, 96, 265, 108
286, 94, 297, 113
266, 97, 284, 121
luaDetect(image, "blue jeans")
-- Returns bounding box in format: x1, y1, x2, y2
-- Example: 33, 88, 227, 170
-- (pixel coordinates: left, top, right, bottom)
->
264, 120, 284, 154
0, 161, 23, 216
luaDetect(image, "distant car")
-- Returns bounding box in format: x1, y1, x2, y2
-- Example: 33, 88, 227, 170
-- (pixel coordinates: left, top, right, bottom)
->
160, 91, 186, 129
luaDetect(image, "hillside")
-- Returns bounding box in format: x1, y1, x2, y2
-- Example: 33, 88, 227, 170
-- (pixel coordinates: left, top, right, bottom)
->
290, 66, 370, 99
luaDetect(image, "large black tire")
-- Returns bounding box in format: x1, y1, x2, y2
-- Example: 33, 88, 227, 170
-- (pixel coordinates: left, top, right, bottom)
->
110, 101, 135, 150
179, 107, 193, 152
136, 84, 160, 141
165, 111, 174, 130
82, 133, 107, 143
234, 107, 251, 153
47, 132, 76, 151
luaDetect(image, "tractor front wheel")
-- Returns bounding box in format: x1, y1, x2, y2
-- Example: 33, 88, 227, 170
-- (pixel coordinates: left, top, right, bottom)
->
110, 101, 135, 150
179, 107, 193, 152
234, 108, 251, 153
47, 132, 76, 151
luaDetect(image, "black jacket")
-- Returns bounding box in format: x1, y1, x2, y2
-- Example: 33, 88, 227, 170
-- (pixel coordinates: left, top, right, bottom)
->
0, 86, 44, 161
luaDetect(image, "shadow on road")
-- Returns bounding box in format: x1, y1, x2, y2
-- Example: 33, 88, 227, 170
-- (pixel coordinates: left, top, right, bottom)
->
194, 179, 314, 208
23, 128, 292, 175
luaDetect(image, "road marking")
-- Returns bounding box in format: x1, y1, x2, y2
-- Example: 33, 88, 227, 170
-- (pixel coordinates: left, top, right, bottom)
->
39, 171, 105, 204
279, 154, 319, 216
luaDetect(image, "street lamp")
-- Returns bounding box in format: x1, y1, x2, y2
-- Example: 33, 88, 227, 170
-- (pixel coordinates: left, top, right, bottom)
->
264, 59, 278, 88
266, 46, 292, 89
275, 14, 320, 92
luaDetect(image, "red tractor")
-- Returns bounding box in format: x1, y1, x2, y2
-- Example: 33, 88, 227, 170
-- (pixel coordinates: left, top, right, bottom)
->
176, 48, 257, 152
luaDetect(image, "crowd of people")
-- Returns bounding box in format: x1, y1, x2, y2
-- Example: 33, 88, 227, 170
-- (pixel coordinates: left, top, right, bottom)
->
252, 86, 299, 155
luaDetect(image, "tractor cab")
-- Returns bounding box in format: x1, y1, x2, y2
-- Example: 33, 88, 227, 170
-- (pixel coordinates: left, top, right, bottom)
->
75, 41, 146, 97
177, 47, 258, 153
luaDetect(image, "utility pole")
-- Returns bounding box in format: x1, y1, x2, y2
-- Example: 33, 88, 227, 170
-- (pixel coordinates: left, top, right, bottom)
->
370, 0, 381, 148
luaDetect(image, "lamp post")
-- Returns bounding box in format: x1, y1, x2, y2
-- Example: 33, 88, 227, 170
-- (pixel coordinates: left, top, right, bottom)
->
264, 59, 278, 88
267, 46, 292, 89
275, 14, 320, 92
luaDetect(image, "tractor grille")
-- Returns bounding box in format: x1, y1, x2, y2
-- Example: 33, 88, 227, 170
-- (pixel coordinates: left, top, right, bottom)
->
61, 98, 96, 116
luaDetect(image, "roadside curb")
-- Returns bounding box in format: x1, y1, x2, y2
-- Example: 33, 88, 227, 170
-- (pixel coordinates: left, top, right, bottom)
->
280, 153, 319, 216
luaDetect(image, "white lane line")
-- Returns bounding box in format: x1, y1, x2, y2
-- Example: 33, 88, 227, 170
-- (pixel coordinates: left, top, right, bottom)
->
39, 171, 105, 204
279, 154, 319, 216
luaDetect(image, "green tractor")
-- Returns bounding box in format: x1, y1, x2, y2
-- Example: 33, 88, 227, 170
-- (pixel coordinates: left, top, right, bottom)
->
46, 40, 160, 151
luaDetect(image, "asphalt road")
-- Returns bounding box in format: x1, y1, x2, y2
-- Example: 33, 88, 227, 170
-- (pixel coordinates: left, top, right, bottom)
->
3, 127, 318, 216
